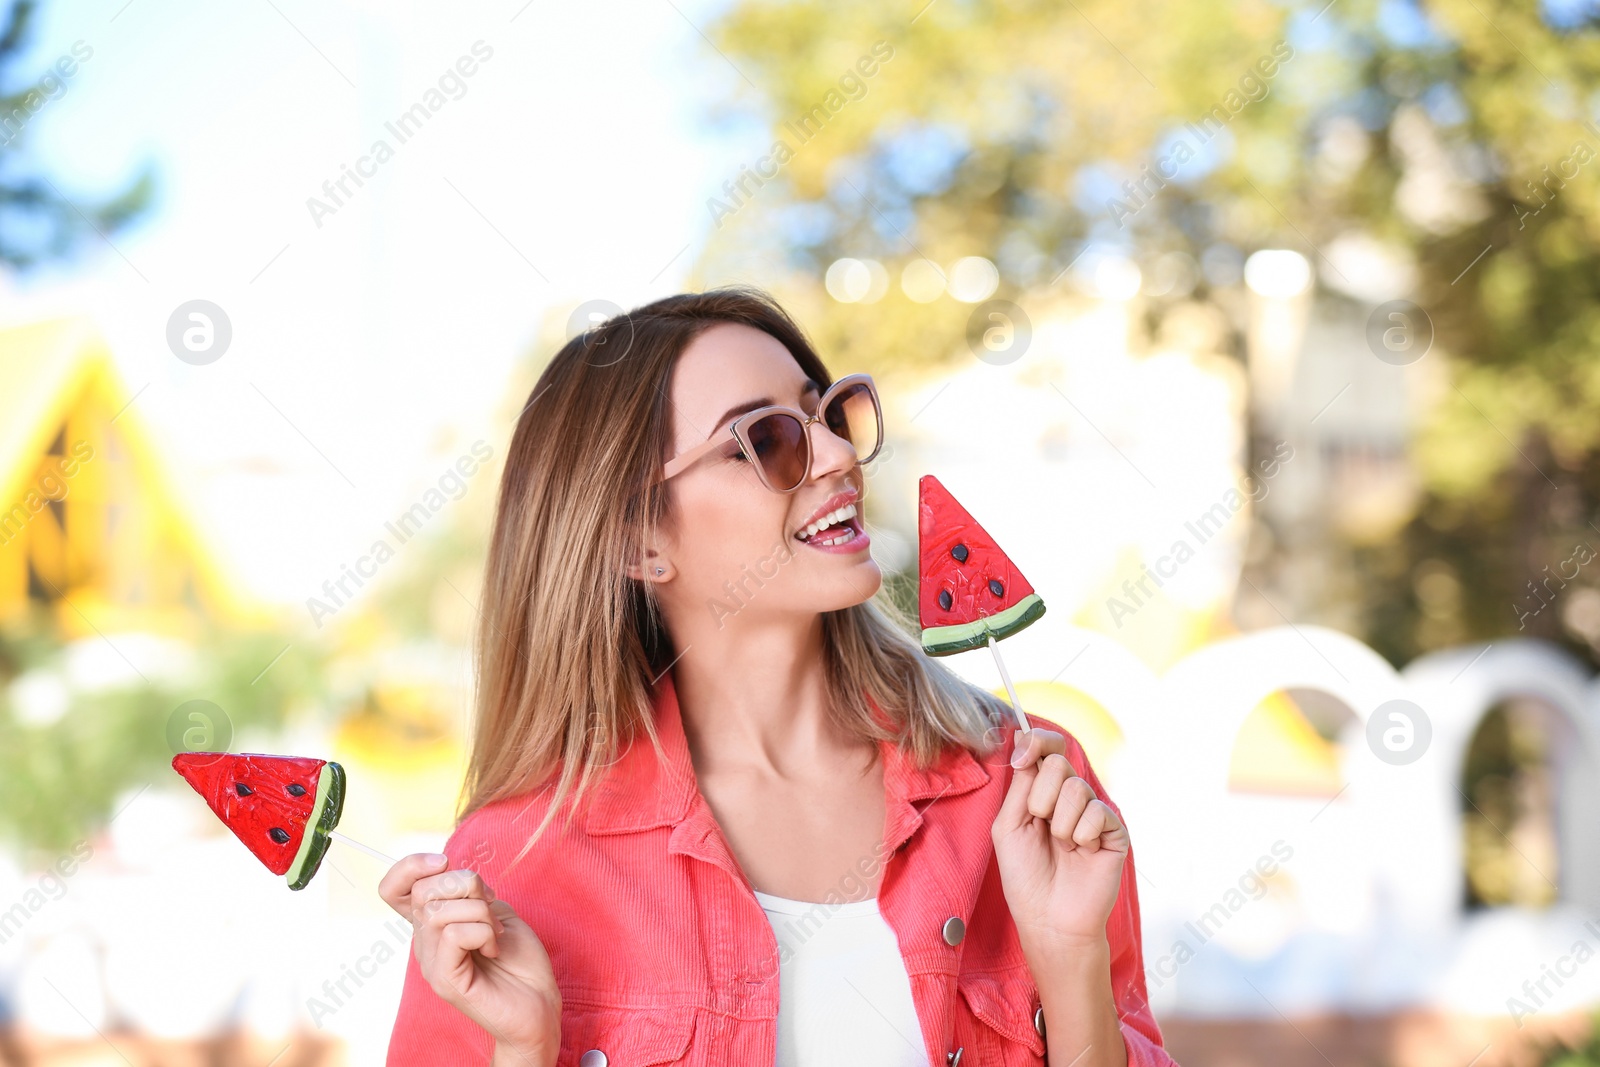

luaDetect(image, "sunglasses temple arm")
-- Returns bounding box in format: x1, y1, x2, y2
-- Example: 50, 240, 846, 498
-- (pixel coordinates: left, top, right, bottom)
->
661, 433, 728, 481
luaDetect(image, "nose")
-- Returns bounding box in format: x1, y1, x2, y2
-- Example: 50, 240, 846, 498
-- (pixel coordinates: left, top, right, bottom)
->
807, 414, 858, 481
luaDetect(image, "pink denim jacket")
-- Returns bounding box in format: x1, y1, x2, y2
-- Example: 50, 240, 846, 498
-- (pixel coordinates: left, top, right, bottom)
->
387, 668, 1178, 1066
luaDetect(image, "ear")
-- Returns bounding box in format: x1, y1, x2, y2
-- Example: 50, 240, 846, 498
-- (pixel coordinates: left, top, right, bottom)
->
623, 544, 673, 583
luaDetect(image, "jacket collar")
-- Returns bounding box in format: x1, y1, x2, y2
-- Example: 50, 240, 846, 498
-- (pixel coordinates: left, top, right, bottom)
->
580, 667, 992, 840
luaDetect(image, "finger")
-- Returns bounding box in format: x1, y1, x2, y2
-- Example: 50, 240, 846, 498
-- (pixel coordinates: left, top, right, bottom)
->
379, 853, 450, 917
441, 918, 500, 960
416, 903, 502, 975
1087, 799, 1130, 852
486, 899, 561, 981
1060, 791, 1109, 852
428, 902, 502, 959
1043, 767, 1094, 844
1093, 798, 1124, 837
1008, 727, 1066, 770
411, 868, 496, 918
997, 730, 1066, 832
421, 915, 500, 986
423, 897, 505, 938
1027, 751, 1076, 818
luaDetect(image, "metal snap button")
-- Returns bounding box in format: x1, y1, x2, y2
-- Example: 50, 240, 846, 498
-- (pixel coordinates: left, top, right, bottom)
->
942, 916, 965, 946
1034, 1004, 1046, 1038
579, 1051, 608, 1067
946, 1047, 963, 1066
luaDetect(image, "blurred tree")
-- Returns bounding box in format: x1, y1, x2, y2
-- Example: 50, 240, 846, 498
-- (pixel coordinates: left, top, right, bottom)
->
0, 0, 151, 268
697, 0, 1328, 367
1460, 698, 1558, 909
696, 0, 1600, 668
1527, 1006, 1600, 1065
0, 610, 330, 856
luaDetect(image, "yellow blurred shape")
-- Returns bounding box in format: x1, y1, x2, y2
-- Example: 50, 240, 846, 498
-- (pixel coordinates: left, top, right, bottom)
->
1228, 690, 1343, 796
335, 682, 467, 834
994, 680, 1124, 773
1071, 544, 1238, 674
0, 318, 265, 635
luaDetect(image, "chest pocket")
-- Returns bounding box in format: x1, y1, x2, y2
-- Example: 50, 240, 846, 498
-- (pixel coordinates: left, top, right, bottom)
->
559, 1005, 697, 1067
954, 969, 1046, 1065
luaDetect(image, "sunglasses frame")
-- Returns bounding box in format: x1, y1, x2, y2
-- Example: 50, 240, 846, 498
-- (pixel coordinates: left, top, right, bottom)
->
658, 373, 884, 494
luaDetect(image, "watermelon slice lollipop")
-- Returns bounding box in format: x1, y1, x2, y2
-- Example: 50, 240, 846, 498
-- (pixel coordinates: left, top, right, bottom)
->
172, 753, 345, 891
917, 474, 1045, 656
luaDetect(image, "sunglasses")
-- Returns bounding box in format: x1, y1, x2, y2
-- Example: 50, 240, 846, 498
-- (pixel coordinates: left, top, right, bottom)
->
658, 373, 884, 494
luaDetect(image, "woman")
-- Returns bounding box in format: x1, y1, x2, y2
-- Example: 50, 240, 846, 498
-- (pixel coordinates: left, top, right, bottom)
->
381, 288, 1177, 1067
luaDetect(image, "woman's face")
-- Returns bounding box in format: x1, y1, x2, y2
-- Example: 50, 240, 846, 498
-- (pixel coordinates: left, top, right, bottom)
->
653, 322, 883, 628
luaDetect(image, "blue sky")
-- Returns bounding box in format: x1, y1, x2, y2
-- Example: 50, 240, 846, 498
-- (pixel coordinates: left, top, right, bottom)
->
3, 0, 762, 606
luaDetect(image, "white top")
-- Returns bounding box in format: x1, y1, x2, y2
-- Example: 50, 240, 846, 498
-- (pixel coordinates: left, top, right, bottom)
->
752, 888, 930, 1067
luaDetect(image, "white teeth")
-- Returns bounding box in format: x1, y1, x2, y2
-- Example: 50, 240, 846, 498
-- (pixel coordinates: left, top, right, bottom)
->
797, 502, 857, 541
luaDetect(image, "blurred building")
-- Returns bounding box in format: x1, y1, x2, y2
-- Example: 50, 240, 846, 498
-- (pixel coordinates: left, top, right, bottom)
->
1241, 239, 1440, 628
867, 251, 1596, 1065
0, 318, 253, 637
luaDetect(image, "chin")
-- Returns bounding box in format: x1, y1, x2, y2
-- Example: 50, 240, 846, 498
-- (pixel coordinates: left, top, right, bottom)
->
827, 560, 883, 606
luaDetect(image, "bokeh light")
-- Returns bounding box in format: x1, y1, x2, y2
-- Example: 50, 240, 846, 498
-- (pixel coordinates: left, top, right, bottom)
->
825, 258, 873, 302
948, 256, 1000, 302
901, 258, 947, 302
1245, 249, 1314, 298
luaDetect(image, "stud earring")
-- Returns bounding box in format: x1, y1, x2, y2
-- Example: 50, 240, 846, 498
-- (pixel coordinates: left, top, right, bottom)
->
655, 567, 664, 575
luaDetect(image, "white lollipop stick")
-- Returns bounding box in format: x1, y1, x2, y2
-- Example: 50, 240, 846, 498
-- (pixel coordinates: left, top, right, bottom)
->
329, 829, 398, 866
986, 632, 1030, 734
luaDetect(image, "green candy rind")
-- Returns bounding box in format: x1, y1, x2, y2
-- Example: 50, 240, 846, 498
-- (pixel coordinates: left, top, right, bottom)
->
285, 761, 345, 891
920, 593, 1046, 657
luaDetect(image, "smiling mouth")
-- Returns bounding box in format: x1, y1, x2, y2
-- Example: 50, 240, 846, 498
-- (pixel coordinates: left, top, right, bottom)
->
795, 502, 861, 546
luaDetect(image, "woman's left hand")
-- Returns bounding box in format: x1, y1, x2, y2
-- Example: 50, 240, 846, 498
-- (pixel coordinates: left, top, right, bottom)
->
991, 727, 1129, 960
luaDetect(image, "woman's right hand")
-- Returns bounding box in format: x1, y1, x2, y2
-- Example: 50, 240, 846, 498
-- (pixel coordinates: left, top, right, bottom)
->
379, 853, 561, 1066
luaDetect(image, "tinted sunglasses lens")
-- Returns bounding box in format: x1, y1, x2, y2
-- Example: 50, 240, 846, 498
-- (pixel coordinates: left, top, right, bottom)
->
747, 412, 807, 490
824, 382, 881, 463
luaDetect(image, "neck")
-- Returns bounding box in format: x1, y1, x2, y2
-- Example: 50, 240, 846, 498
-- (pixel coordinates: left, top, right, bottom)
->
668, 612, 854, 780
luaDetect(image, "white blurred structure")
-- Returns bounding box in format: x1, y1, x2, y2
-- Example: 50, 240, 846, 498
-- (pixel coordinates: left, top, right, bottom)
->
1, 241, 1583, 1063
892, 274, 1595, 1028
938, 627, 1600, 1022
3, 626, 1591, 1064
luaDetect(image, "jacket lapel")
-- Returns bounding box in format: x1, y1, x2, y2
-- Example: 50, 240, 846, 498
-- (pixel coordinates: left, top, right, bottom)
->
581, 667, 994, 876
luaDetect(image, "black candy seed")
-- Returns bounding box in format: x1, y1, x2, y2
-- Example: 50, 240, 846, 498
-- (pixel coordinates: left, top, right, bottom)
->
234, 782, 253, 796
951, 543, 968, 564
938, 588, 953, 611
268, 827, 291, 845
988, 579, 1004, 597
286, 783, 307, 797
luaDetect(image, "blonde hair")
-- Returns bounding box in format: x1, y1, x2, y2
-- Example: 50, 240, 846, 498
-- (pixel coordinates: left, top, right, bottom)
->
462, 287, 1011, 859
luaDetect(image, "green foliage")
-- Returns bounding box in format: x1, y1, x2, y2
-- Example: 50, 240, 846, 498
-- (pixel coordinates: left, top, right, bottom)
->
0, 615, 330, 859
1528, 1008, 1600, 1065
698, 0, 1315, 379
698, 0, 1600, 665
1460, 700, 1557, 907
0, 0, 153, 268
